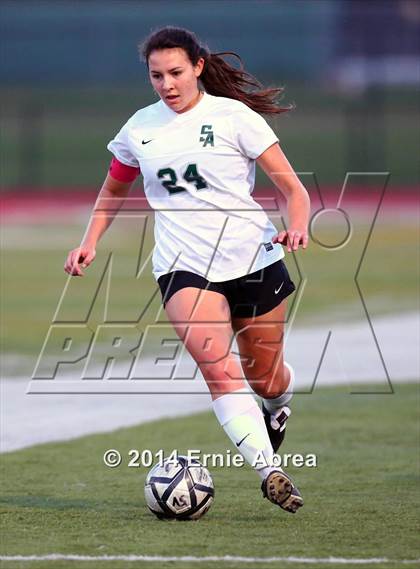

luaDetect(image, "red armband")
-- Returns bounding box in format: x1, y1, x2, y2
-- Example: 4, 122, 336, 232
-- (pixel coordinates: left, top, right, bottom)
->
109, 157, 140, 183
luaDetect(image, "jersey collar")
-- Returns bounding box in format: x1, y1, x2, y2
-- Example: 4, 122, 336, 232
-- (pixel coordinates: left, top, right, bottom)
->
159, 91, 210, 122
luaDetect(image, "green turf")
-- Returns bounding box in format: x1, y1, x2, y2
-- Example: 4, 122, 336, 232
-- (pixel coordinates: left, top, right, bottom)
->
1, 383, 419, 569
1, 217, 418, 367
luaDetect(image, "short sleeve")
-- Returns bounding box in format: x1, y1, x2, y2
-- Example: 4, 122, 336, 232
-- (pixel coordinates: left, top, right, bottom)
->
233, 105, 279, 159
107, 121, 139, 168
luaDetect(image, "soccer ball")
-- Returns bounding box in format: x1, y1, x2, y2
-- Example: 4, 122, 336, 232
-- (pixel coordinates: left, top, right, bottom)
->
144, 455, 215, 520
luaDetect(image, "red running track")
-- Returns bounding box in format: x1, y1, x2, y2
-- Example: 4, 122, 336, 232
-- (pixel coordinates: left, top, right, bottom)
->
1, 186, 418, 222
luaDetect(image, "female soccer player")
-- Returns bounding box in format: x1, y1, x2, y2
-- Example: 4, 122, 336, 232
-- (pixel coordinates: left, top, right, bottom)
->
64, 26, 310, 514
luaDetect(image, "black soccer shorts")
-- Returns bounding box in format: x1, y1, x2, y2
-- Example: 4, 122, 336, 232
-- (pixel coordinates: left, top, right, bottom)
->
157, 258, 296, 318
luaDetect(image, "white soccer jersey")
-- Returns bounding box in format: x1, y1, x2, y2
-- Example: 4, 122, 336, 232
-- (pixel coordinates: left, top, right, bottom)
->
107, 92, 284, 282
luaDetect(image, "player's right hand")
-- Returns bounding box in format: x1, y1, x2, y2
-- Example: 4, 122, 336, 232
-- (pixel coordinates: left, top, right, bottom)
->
64, 245, 96, 277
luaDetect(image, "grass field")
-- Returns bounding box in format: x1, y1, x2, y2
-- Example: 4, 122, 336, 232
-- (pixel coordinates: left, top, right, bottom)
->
1, 383, 419, 569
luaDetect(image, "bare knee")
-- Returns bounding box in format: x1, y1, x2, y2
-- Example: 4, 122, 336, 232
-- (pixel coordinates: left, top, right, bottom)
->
249, 366, 290, 399
199, 358, 244, 395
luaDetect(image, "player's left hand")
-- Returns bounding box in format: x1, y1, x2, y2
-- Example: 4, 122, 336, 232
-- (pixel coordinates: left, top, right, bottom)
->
272, 229, 308, 252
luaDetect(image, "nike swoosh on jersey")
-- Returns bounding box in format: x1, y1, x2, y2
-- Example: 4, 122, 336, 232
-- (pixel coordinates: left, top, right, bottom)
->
274, 282, 284, 295
235, 433, 251, 447
142, 139, 153, 145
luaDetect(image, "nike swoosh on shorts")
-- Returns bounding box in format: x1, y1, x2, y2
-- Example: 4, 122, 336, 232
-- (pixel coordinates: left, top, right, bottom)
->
274, 282, 284, 295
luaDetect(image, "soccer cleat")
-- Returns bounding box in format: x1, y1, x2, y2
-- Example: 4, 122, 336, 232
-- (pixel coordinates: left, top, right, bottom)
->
262, 404, 291, 452
261, 470, 304, 513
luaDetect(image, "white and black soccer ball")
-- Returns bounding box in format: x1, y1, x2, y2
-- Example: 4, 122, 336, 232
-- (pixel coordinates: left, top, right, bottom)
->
144, 455, 214, 520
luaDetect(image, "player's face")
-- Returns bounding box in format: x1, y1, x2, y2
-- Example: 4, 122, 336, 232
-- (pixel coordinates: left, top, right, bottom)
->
148, 48, 205, 114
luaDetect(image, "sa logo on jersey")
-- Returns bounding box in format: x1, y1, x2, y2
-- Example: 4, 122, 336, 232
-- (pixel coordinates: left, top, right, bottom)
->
200, 125, 214, 147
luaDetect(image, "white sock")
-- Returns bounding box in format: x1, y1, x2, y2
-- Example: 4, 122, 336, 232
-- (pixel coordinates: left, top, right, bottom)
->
212, 388, 278, 480
247, 404, 280, 480
262, 361, 295, 429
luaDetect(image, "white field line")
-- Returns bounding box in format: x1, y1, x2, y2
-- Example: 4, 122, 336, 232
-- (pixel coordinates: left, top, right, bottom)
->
1, 554, 420, 564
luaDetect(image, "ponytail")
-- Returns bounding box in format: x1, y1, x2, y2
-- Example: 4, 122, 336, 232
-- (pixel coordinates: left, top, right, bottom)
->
198, 49, 291, 115
140, 26, 292, 116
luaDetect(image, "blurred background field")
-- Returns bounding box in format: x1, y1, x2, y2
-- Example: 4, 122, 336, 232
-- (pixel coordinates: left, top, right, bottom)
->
1, 0, 419, 189
1, 215, 419, 365
1, 84, 418, 188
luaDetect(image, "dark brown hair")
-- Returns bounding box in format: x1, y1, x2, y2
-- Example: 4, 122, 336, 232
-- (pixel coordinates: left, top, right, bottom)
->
140, 26, 292, 115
